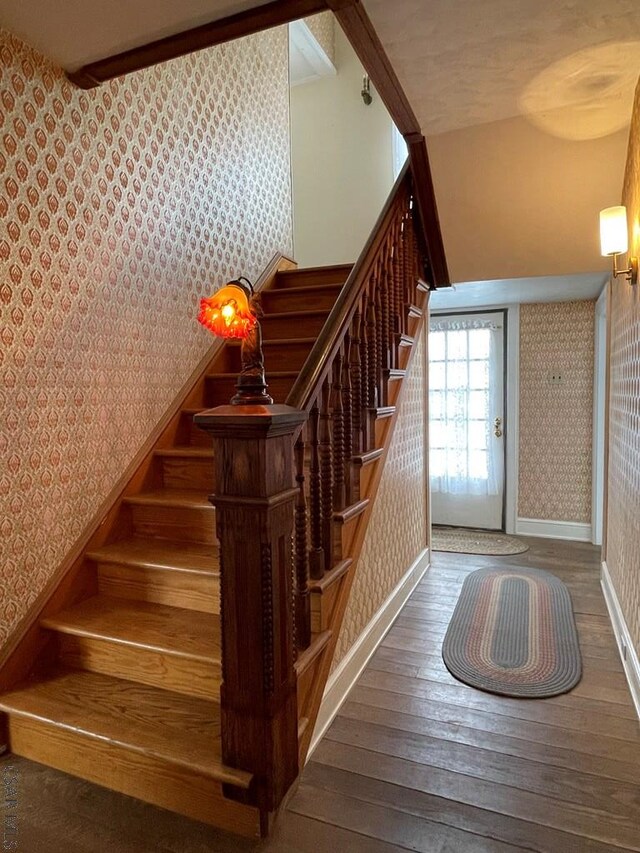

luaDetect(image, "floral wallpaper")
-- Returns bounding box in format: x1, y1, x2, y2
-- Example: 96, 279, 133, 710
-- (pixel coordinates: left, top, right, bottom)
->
0, 28, 292, 649
607, 75, 640, 656
333, 328, 428, 668
303, 12, 336, 67
518, 300, 594, 522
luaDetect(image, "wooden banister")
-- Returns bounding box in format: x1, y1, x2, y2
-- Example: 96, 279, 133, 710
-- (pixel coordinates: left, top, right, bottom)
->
190, 161, 429, 825
286, 162, 410, 412
285, 164, 427, 658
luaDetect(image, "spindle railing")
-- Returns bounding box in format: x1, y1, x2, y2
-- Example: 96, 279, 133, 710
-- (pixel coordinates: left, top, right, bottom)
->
286, 164, 428, 652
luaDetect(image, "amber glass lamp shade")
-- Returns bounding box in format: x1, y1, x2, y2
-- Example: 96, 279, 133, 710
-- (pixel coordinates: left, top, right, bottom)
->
198, 281, 257, 339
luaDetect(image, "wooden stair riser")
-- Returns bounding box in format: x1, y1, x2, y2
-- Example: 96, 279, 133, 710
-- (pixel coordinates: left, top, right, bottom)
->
353, 458, 381, 501
372, 409, 394, 446
97, 563, 220, 614
185, 412, 211, 448
54, 633, 220, 700
128, 502, 215, 545
204, 373, 297, 407
332, 506, 368, 564
407, 306, 423, 337
260, 312, 327, 340
5, 715, 261, 837
260, 284, 342, 313
227, 340, 316, 373
158, 455, 214, 492
273, 265, 352, 289
310, 578, 344, 634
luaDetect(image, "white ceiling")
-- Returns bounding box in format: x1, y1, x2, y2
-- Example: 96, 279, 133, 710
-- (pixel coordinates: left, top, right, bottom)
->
4, 0, 640, 137
0, 0, 275, 69
362, 0, 640, 137
430, 272, 609, 312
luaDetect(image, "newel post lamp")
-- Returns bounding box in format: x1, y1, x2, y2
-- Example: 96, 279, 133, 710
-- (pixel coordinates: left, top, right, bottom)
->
198, 276, 273, 404
599, 206, 638, 285
194, 275, 307, 815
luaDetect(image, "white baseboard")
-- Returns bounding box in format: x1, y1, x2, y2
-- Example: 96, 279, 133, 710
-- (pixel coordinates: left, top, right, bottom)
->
307, 547, 431, 757
601, 561, 640, 720
515, 518, 592, 542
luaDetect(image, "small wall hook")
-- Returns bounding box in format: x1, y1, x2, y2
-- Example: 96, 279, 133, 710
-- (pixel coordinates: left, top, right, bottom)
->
361, 75, 373, 106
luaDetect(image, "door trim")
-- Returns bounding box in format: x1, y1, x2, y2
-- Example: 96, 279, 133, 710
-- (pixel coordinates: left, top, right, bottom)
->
430, 304, 519, 534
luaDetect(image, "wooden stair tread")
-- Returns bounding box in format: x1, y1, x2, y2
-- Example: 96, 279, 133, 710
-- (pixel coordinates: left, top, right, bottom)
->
372, 405, 395, 418
353, 447, 384, 466
278, 263, 352, 275
154, 447, 213, 459
88, 538, 218, 575
295, 630, 332, 678
264, 283, 342, 295
309, 558, 352, 593
334, 498, 369, 524
261, 309, 329, 319
227, 336, 317, 347
384, 368, 406, 380
206, 371, 299, 379
123, 489, 211, 509
41, 596, 220, 663
0, 668, 250, 788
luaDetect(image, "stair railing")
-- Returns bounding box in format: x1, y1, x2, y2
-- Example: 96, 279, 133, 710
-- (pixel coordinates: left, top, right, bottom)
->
195, 162, 428, 821
286, 163, 426, 651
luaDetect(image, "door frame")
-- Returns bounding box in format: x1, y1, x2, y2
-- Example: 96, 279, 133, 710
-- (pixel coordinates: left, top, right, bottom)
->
592, 284, 608, 546
429, 306, 519, 533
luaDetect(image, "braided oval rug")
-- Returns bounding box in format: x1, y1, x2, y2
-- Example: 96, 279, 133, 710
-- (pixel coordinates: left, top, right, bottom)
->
442, 567, 582, 698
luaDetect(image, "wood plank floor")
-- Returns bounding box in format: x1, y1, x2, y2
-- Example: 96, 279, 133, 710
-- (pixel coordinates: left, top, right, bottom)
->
2, 537, 639, 852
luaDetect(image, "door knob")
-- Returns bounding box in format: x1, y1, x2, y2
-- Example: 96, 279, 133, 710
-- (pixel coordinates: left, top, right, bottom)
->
494, 417, 503, 438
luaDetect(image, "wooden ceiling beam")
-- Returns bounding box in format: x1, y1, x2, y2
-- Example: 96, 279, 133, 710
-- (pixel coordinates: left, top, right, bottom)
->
66, 0, 449, 286
67, 0, 329, 89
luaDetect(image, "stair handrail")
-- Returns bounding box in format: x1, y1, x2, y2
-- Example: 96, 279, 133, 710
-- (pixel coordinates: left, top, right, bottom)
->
285, 161, 412, 412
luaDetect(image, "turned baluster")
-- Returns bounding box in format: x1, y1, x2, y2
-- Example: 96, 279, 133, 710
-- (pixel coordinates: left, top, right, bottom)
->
387, 231, 398, 370
374, 270, 384, 407
395, 220, 407, 338
404, 206, 416, 308
350, 308, 364, 456
308, 402, 324, 580
366, 281, 379, 420
359, 295, 371, 449
294, 433, 310, 649
319, 377, 334, 571
341, 333, 353, 504
380, 250, 392, 405
331, 352, 346, 511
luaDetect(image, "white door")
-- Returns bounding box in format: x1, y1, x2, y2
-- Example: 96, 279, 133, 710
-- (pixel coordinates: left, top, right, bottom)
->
429, 312, 505, 530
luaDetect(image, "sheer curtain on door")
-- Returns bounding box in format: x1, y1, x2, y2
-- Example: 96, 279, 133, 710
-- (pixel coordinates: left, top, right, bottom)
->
429, 315, 503, 503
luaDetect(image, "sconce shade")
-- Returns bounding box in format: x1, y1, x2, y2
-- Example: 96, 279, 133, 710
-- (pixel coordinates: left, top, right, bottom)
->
198, 281, 257, 339
600, 206, 629, 257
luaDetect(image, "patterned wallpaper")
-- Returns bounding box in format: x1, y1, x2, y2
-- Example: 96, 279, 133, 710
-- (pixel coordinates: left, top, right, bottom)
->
606, 76, 640, 656
518, 300, 594, 522
303, 12, 336, 67
0, 29, 292, 649
333, 328, 428, 669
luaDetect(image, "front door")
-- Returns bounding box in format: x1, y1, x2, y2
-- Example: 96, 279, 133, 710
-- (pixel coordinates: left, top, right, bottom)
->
429, 311, 505, 530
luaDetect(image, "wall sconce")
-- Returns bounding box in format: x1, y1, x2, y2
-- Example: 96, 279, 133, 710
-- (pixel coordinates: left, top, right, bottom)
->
599, 206, 638, 285
198, 277, 273, 405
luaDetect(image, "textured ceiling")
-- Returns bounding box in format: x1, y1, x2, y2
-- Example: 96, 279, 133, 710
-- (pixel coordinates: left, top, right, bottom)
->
0, 0, 274, 69
362, 0, 640, 137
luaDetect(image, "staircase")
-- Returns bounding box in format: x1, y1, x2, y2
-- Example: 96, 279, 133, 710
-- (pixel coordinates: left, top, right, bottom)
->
0, 167, 430, 838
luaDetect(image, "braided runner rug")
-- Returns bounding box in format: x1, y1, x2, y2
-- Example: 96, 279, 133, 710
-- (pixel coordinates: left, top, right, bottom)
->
442, 567, 582, 698
432, 526, 529, 556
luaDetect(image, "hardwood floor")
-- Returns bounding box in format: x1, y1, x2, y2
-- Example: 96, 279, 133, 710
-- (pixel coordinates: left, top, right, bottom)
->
2, 538, 639, 852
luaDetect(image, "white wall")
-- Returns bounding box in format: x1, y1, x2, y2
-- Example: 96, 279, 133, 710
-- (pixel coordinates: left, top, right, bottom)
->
290, 27, 396, 267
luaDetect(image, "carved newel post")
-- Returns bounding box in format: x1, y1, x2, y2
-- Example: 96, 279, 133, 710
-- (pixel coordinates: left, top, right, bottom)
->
194, 403, 307, 815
